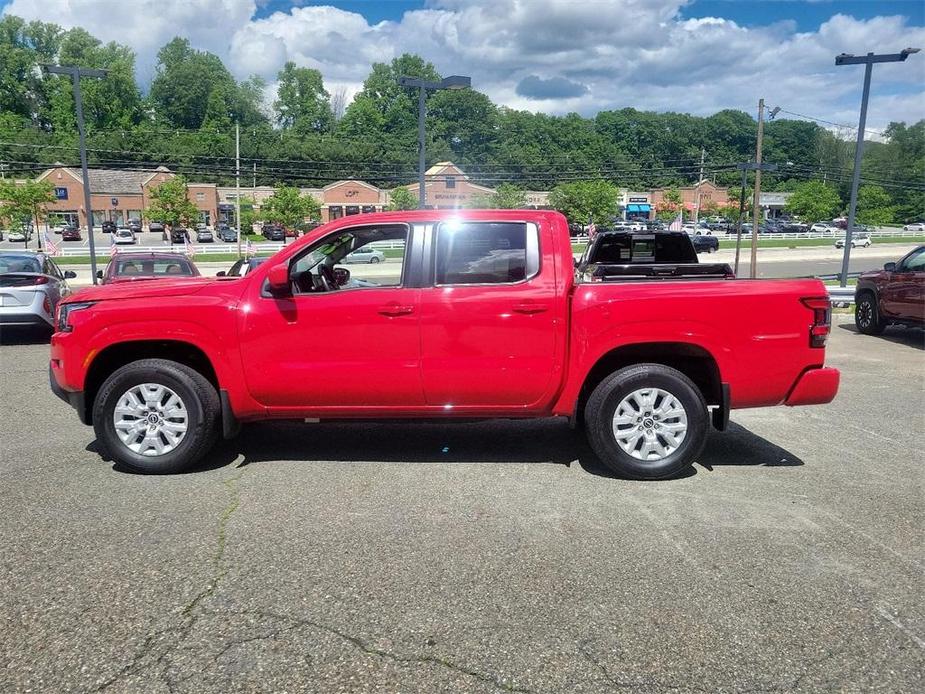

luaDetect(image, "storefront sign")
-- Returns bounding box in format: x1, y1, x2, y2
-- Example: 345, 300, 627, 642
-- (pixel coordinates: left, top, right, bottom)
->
628, 196, 648, 203
54, 187, 68, 200
111, 197, 119, 206
434, 193, 468, 200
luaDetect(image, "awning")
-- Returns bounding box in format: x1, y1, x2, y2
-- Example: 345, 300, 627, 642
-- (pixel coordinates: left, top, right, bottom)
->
626, 204, 650, 212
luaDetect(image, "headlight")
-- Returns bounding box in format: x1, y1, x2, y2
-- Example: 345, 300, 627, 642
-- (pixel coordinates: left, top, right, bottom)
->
56, 302, 95, 332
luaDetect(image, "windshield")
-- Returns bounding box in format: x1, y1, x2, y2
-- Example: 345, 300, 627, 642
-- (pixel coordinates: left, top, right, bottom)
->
588, 234, 697, 264
110, 257, 197, 278
0, 256, 42, 274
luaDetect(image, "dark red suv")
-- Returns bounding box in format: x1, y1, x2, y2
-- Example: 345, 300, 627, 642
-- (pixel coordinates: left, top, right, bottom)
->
855, 245, 925, 334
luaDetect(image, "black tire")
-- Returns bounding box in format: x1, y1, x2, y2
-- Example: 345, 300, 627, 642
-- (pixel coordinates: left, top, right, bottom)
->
855, 291, 885, 335
707, 246, 715, 253
369, 256, 381, 263
92, 359, 220, 474
584, 364, 709, 480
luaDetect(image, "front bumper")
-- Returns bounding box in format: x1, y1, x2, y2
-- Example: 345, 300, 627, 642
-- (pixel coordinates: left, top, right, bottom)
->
49, 363, 89, 424
785, 367, 840, 406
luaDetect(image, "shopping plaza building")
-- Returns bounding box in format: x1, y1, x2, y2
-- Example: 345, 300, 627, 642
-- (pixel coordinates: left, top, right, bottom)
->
33, 162, 733, 229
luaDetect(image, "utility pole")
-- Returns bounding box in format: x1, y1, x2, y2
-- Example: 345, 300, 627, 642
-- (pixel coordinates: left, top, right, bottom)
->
43, 65, 107, 284
835, 47, 920, 287
694, 147, 705, 223
235, 123, 242, 259
252, 162, 256, 189
397, 75, 471, 209
750, 99, 766, 278
733, 161, 778, 276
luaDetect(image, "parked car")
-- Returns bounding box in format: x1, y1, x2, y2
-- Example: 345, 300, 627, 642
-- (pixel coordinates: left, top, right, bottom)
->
113, 228, 136, 245
217, 257, 269, 277
7, 229, 32, 242
61, 226, 82, 241
262, 224, 286, 241
810, 223, 840, 233
51, 210, 839, 478
217, 227, 239, 243
148, 222, 165, 235
0, 251, 76, 329
169, 227, 190, 245
342, 246, 386, 263
903, 222, 925, 232
854, 245, 925, 334
101, 220, 116, 235
128, 220, 143, 233
691, 234, 720, 254
835, 233, 871, 249
781, 222, 809, 233
96, 252, 201, 284
196, 229, 214, 243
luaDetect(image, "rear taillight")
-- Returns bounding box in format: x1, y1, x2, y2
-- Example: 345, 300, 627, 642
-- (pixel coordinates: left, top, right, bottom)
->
42, 295, 52, 315
802, 297, 831, 348
33, 276, 49, 285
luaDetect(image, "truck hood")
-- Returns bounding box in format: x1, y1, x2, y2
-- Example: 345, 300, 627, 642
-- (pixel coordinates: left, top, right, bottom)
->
66, 277, 219, 303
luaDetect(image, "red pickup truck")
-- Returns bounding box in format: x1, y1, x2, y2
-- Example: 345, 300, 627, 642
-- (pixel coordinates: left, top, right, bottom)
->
50, 210, 839, 479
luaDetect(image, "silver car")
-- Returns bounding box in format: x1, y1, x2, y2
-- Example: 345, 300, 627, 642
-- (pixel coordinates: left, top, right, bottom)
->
342, 246, 385, 264
0, 252, 75, 329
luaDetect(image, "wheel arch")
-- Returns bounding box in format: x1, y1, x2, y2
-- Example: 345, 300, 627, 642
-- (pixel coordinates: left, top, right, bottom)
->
573, 341, 723, 423
82, 340, 219, 425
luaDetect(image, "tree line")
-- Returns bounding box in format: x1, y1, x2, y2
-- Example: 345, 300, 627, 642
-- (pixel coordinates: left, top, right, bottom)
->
1, 14, 922, 224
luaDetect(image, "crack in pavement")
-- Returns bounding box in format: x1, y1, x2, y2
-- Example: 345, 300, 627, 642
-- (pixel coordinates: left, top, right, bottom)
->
92, 468, 248, 692
200, 607, 536, 693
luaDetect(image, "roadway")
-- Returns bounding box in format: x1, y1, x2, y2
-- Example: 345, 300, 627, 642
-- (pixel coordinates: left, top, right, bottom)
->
1, 318, 923, 692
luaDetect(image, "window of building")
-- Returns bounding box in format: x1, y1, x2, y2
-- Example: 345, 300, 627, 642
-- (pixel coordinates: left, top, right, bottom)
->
329, 206, 343, 220
345, 205, 360, 216
196, 192, 205, 202
445, 176, 455, 189
361, 205, 376, 214
435, 222, 538, 285
127, 210, 142, 221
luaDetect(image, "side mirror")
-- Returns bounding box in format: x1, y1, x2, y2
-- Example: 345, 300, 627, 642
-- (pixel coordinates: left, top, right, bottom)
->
266, 262, 291, 295
64, 270, 77, 279
883, 262, 896, 272
95, 270, 103, 279
216, 270, 226, 277
333, 267, 350, 286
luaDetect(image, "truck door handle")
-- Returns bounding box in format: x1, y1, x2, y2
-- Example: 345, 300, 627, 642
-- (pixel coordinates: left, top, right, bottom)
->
378, 303, 414, 316
512, 302, 548, 314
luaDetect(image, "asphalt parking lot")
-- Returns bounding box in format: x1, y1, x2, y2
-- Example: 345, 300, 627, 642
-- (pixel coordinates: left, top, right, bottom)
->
1, 317, 923, 693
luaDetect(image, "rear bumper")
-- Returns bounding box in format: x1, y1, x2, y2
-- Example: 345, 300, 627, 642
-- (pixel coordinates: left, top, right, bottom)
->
785, 367, 840, 406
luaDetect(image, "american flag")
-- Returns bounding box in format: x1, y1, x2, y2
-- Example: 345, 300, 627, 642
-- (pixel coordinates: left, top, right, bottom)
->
184, 233, 196, 258
246, 237, 256, 257
668, 213, 683, 231
43, 231, 61, 256
587, 217, 596, 239
109, 231, 118, 257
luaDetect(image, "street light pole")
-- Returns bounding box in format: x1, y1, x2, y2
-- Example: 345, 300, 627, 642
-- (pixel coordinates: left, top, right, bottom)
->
44, 65, 107, 284
835, 48, 920, 287
397, 75, 471, 209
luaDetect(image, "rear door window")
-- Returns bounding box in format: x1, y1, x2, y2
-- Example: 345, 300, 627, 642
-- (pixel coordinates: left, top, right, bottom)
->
434, 222, 539, 285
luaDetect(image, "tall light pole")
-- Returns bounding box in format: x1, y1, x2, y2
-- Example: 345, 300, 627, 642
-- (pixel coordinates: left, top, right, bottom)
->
397, 75, 471, 209
733, 161, 777, 277
44, 65, 108, 284
835, 47, 920, 287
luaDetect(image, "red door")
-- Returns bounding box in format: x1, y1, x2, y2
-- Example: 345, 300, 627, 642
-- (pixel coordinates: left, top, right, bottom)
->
239, 287, 423, 409
882, 247, 925, 320
418, 220, 563, 410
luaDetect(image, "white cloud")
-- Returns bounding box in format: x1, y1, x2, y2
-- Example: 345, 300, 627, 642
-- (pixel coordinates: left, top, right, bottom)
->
3, 0, 924, 132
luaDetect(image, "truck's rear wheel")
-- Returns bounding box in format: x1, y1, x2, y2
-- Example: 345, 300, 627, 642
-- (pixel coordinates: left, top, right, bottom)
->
585, 364, 709, 480
93, 359, 219, 474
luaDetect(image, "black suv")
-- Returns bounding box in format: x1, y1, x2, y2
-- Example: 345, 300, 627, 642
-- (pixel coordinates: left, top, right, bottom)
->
169, 227, 190, 244
262, 224, 286, 241
101, 220, 116, 234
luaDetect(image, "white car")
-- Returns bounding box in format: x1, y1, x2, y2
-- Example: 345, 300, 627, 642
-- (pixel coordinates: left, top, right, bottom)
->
113, 228, 136, 245
903, 222, 925, 232
835, 234, 871, 249
342, 247, 385, 264
7, 230, 32, 243
810, 223, 840, 233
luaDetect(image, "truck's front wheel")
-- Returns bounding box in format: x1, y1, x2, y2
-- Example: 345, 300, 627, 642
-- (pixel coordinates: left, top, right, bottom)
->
585, 364, 709, 480
93, 359, 220, 474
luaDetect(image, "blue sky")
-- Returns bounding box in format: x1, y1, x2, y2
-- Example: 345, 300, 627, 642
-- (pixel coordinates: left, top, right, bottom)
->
4, 0, 924, 131
249, 0, 925, 30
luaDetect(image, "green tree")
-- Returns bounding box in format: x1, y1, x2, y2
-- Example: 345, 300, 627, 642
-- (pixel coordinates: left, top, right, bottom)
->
548, 180, 619, 224
785, 180, 842, 222
473, 183, 527, 209
145, 176, 199, 228
0, 178, 56, 248
273, 62, 333, 133
261, 186, 321, 228
855, 185, 895, 225
387, 187, 418, 211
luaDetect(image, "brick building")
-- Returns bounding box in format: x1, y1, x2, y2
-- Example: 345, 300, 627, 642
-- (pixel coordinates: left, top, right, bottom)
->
37, 166, 218, 229
650, 180, 731, 218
